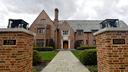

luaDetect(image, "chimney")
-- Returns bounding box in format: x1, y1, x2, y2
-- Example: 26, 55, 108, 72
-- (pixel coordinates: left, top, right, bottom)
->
54, 8, 59, 21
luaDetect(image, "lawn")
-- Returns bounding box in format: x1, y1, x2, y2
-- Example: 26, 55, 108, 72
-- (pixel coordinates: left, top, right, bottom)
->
33, 50, 58, 72
39, 51, 58, 61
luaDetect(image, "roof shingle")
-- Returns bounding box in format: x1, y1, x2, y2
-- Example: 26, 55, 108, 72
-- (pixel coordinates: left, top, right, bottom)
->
59, 20, 127, 32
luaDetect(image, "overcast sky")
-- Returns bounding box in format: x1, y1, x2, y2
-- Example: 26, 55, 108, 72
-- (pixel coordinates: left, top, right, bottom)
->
0, 0, 128, 28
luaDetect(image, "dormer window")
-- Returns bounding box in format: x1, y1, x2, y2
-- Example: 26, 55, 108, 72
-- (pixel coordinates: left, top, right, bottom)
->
76, 29, 83, 35
63, 31, 68, 35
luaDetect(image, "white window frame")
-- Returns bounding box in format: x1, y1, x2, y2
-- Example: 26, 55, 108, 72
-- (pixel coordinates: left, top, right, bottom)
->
63, 30, 69, 35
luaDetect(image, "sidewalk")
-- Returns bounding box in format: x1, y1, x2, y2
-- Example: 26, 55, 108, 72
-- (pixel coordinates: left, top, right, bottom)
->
41, 51, 90, 72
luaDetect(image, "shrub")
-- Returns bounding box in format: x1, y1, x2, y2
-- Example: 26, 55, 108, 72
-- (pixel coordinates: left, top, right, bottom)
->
77, 46, 96, 50
74, 40, 84, 49
87, 65, 98, 72
34, 47, 54, 51
79, 49, 97, 65
33, 50, 42, 65
46, 39, 55, 48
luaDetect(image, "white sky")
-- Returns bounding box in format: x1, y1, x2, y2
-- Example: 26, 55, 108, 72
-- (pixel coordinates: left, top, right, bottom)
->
0, 0, 128, 28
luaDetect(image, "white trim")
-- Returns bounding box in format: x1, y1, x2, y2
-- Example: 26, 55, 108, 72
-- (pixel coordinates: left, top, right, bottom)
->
61, 39, 63, 49
0, 28, 35, 36
93, 27, 128, 36
68, 40, 70, 49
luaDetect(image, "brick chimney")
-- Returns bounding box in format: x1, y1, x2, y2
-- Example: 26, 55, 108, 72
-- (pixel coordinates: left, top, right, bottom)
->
54, 8, 59, 21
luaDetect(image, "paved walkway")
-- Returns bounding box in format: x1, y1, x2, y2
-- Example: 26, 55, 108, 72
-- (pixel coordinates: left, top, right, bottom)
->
41, 51, 90, 72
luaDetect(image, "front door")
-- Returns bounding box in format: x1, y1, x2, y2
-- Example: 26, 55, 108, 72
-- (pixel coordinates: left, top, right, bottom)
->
63, 41, 68, 49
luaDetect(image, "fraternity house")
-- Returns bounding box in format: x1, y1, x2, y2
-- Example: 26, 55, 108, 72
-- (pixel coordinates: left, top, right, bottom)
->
9, 8, 128, 49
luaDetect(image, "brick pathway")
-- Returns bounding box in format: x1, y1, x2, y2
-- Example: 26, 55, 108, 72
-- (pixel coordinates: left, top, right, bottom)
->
41, 51, 90, 72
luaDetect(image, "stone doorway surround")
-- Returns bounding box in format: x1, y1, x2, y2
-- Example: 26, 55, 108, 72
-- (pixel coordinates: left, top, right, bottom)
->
63, 40, 68, 49
61, 40, 70, 49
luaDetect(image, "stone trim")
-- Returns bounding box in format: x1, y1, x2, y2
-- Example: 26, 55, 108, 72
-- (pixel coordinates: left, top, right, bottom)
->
93, 27, 128, 36
0, 28, 36, 36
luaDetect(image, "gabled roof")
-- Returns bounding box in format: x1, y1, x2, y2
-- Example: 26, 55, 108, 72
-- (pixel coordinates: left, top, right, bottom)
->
30, 10, 53, 29
59, 20, 127, 32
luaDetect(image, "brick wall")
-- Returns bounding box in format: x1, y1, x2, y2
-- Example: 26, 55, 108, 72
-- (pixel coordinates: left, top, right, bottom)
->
84, 32, 95, 46
74, 32, 95, 47
94, 28, 128, 72
0, 29, 34, 72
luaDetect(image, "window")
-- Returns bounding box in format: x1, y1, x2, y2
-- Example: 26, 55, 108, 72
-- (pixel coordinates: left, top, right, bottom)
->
63, 31, 68, 35
79, 40, 84, 45
41, 19, 46, 20
76, 29, 83, 35
37, 28, 45, 34
86, 40, 88, 45
19, 24, 23, 28
93, 40, 96, 45
36, 39, 44, 48
3, 40, 16, 45
74, 40, 84, 48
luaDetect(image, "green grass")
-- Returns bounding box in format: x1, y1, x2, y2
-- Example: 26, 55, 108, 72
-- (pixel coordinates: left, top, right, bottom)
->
39, 51, 58, 61
72, 50, 83, 59
32, 51, 58, 72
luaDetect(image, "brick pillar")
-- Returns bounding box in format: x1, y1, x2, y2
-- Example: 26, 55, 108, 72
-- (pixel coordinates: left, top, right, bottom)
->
0, 28, 35, 72
94, 28, 128, 72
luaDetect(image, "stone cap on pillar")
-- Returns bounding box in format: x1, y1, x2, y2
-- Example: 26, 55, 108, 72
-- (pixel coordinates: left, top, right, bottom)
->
93, 27, 128, 36
0, 28, 36, 36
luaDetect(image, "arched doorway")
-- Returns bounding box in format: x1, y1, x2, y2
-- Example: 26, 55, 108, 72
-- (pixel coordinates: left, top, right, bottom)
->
63, 41, 68, 49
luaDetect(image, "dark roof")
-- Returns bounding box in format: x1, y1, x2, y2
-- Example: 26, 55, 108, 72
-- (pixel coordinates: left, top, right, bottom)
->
9, 19, 28, 25
59, 20, 128, 32
8, 19, 28, 29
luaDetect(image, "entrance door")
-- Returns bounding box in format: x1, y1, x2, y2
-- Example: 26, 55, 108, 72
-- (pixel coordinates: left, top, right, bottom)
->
63, 41, 68, 49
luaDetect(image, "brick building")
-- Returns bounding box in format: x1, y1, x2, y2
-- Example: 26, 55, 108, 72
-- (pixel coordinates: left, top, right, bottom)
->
29, 8, 127, 49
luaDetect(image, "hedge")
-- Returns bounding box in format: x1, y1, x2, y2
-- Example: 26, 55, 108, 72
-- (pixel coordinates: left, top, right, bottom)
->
76, 46, 96, 50
79, 49, 97, 65
86, 65, 98, 72
34, 47, 54, 51
33, 50, 42, 65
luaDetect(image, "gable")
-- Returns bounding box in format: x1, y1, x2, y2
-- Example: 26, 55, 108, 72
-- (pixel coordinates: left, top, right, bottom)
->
29, 10, 54, 31
60, 21, 71, 31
